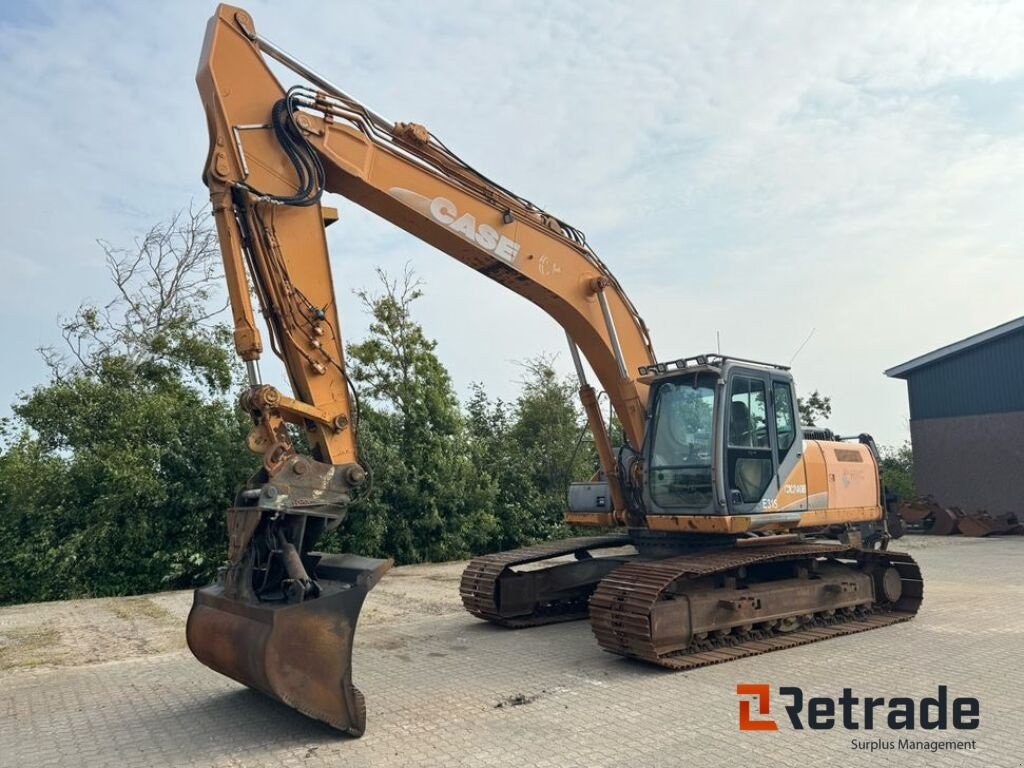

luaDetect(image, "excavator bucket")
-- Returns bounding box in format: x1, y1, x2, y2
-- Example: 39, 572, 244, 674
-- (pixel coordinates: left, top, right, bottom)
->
186, 553, 391, 736
957, 512, 1021, 537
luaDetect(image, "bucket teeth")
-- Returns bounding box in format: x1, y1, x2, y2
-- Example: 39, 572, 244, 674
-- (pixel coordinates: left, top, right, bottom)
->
187, 553, 391, 736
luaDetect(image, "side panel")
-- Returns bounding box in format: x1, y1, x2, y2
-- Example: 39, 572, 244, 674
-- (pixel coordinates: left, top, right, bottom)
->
910, 410, 1024, 514
820, 440, 880, 510
774, 460, 808, 512
804, 440, 830, 510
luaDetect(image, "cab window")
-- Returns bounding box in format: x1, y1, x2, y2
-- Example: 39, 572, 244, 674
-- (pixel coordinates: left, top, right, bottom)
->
773, 381, 796, 461
648, 377, 715, 508
728, 377, 769, 448
727, 376, 773, 504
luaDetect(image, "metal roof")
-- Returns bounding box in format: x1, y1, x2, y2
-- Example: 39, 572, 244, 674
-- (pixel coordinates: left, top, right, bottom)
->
885, 315, 1024, 379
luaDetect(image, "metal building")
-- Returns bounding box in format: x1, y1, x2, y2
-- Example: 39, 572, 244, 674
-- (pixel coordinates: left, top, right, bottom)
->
885, 316, 1024, 514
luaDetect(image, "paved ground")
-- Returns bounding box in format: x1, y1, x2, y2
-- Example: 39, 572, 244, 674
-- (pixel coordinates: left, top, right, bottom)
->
1, 536, 1021, 767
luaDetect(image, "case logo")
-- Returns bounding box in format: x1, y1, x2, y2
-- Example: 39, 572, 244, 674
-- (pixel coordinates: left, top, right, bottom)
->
388, 187, 520, 264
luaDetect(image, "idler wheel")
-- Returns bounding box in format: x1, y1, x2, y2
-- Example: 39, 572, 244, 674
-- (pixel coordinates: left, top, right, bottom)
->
875, 566, 903, 603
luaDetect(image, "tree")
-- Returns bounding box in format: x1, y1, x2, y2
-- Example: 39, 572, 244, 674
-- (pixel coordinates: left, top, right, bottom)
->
797, 390, 832, 427
330, 267, 498, 564
0, 207, 255, 604
1, 213, 645, 604
466, 357, 595, 550
879, 441, 915, 500
40, 205, 233, 392
0, 363, 255, 602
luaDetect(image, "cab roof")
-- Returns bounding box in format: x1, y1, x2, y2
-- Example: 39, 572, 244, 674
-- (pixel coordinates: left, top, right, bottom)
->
637, 353, 790, 385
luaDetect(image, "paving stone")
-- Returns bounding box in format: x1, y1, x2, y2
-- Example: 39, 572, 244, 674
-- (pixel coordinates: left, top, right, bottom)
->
1, 537, 1020, 767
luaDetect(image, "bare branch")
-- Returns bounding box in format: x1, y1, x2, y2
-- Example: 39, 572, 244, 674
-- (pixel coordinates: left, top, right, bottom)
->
44, 203, 229, 385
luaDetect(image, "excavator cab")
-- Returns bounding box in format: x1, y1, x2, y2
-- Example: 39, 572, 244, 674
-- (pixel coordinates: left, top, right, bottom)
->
639, 356, 811, 523
636, 354, 893, 545
571, 355, 809, 530
645, 367, 717, 511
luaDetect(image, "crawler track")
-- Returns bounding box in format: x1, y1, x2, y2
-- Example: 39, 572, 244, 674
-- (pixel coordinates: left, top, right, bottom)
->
589, 544, 922, 669
460, 535, 632, 627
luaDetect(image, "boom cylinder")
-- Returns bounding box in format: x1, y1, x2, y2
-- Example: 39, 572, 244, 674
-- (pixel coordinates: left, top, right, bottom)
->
578, 384, 627, 521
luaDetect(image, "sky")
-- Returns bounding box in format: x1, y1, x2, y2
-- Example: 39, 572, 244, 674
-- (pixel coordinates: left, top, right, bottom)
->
1, 0, 1023, 447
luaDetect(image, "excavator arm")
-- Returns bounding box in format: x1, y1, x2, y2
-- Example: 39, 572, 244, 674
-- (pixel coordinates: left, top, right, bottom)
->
188, 4, 656, 736
198, 5, 656, 504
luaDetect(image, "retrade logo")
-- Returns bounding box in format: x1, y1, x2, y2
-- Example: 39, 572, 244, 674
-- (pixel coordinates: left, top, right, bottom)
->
736, 684, 979, 732
737, 684, 778, 731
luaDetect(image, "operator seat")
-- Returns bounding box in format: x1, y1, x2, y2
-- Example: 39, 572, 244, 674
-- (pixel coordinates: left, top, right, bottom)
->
729, 401, 752, 446
729, 400, 770, 502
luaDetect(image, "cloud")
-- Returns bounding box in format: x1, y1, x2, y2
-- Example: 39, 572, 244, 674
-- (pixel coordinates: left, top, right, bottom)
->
1, 0, 1022, 446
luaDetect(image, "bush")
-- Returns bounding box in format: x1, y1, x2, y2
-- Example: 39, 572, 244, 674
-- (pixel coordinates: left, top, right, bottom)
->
879, 441, 914, 500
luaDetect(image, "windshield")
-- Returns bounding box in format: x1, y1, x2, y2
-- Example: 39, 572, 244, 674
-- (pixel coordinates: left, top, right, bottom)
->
649, 377, 715, 508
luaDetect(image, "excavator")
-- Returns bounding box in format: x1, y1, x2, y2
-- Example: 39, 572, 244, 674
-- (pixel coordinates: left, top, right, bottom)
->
187, 4, 922, 737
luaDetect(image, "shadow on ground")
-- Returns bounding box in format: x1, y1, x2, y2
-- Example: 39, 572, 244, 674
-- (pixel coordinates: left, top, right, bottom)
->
133, 686, 348, 760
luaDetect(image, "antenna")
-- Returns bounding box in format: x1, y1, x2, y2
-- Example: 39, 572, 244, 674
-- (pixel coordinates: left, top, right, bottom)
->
716, 331, 721, 354
789, 327, 816, 365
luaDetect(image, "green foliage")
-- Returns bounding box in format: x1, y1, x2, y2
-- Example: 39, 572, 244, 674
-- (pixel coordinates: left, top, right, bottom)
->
0, 218, 611, 603
879, 441, 915, 500
0, 208, 256, 604
466, 359, 595, 551
0, 359, 255, 603
317, 270, 598, 563
329, 268, 499, 563
797, 390, 832, 427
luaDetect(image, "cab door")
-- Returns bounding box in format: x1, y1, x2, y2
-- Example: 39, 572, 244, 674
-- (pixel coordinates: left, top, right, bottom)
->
769, 376, 808, 512
724, 369, 775, 513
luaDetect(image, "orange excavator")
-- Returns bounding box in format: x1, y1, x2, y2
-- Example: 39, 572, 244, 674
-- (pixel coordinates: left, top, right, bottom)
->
188, 5, 922, 736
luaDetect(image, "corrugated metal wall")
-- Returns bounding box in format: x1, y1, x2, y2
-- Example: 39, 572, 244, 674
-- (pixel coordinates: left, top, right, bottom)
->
906, 328, 1024, 420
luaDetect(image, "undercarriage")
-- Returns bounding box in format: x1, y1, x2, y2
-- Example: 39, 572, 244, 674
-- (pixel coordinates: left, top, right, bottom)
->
459, 533, 922, 668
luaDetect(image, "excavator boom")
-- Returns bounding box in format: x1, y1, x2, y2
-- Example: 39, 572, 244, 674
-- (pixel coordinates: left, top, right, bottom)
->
198, 5, 655, 470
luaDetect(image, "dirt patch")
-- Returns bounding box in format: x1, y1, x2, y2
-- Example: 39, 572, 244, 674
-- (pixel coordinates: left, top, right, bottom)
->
495, 692, 540, 708
424, 573, 461, 583
369, 635, 408, 650
0, 559, 472, 676
355, 561, 468, 624
107, 597, 176, 623
0, 626, 61, 671
0, 593, 189, 673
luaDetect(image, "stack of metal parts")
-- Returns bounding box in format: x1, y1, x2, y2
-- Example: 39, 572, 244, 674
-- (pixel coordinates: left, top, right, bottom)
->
898, 496, 1023, 537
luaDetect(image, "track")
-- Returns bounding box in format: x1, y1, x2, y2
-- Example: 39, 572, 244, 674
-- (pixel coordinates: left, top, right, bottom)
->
589, 543, 922, 669
459, 535, 633, 627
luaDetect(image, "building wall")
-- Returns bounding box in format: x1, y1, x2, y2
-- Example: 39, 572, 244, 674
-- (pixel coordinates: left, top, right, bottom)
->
910, 410, 1024, 513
